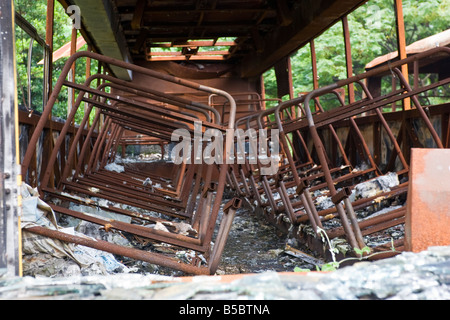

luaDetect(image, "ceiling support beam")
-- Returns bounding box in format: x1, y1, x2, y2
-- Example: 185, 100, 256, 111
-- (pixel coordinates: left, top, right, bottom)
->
131, 0, 147, 30
62, 0, 133, 80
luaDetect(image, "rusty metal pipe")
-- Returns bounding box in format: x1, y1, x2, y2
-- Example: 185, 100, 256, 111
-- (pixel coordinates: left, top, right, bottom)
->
303, 88, 363, 249
71, 109, 101, 181
208, 197, 242, 273
64, 80, 208, 126
255, 108, 323, 229
87, 116, 112, 174
24, 225, 210, 275
316, 90, 377, 172
49, 204, 205, 249
93, 74, 220, 124
392, 67, 444, 148
355, 79, 409, 170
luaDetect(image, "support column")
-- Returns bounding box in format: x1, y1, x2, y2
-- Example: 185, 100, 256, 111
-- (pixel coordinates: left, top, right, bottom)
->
310, 40, 319, 90
68, 28, 77, 119
39, 0, 56, 188
45, 0, 54, 97
342, 16, 355, 104
260, 74, 267, 110
0, 0, 22, 277
287, 56, 295, 117
394, 0, 411, 110
85, 45, 92, 128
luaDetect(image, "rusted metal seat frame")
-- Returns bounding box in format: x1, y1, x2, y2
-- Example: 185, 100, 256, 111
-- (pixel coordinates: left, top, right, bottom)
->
41, 90, 198, 218
273, 48, 449, 253
21, 51, 233, 179
265, 102, 341, 221
226, 112, 300, 233
278, 91, 404, 250
40, 97, 199, 218
270, 91, 381, 232
40, 63, 225, 211
72, 108, 214, 214
39, 79, 204, 194
232, 113, 271, 206
228, 47, 449, 257
21, 51, 238, 275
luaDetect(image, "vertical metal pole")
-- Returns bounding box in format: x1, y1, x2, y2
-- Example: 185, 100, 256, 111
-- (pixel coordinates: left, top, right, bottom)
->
68, 28, 77, 119
85, 45, 92, 129
260, 74, 266, 110
287, 56, 295, 117
0, 0, 22, 277
46, 0, 54, 97
97, 62, 104, 130
310, 40, 319, 114
310, 40, 319, 90
40, 0, 55, 188
342, 16, 355, 104
394, 0, 411, 110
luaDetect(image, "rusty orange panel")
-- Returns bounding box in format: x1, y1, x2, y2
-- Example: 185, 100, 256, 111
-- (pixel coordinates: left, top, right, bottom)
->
405, 148, 450, 252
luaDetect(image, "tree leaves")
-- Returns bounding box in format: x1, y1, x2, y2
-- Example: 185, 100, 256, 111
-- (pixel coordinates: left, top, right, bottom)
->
264, 0, 450, 110
14, 0, 90, 123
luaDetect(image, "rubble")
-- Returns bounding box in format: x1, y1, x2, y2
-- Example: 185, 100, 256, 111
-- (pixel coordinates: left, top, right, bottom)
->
354, 172, 400, 200
104, 162, 125, 173
2, 246, 450, 300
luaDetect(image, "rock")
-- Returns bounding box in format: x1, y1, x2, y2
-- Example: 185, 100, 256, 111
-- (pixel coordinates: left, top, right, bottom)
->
354, 172, 399, 199
104, 162, 125, 173
268, 249, 284, 257
23, 253, 81, 278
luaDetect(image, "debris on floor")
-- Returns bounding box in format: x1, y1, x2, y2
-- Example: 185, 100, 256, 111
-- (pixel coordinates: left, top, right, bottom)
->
2, 246, 450, 300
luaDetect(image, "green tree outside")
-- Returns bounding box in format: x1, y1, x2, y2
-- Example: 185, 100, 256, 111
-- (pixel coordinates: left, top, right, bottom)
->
264, 0, 450, 110
14, 0, 96, 124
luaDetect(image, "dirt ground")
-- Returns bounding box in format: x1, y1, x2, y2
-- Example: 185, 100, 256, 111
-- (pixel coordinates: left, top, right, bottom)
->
216, 206, 320, 275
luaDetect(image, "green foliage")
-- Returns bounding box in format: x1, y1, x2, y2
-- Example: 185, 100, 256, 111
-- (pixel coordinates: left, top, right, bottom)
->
293, 266, 311, 273
403, 0, 450, 44
317, 261, 340, 272
293, 227, 397, 273
264, 0, 450, 110
14, 0, 95, 124
354, 246, 372, 258
15, 0, 68, 113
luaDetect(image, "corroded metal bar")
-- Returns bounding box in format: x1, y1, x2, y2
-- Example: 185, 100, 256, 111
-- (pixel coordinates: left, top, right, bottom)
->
24, 225, 210, 275
208, 197, 242, 273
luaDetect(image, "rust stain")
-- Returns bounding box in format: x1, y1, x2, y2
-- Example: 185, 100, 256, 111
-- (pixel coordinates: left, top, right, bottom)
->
406, 148, 450, 252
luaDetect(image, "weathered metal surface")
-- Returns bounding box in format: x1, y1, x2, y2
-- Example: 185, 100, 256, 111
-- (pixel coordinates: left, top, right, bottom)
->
405, 148, 450, 252
6, 0, 448, 281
